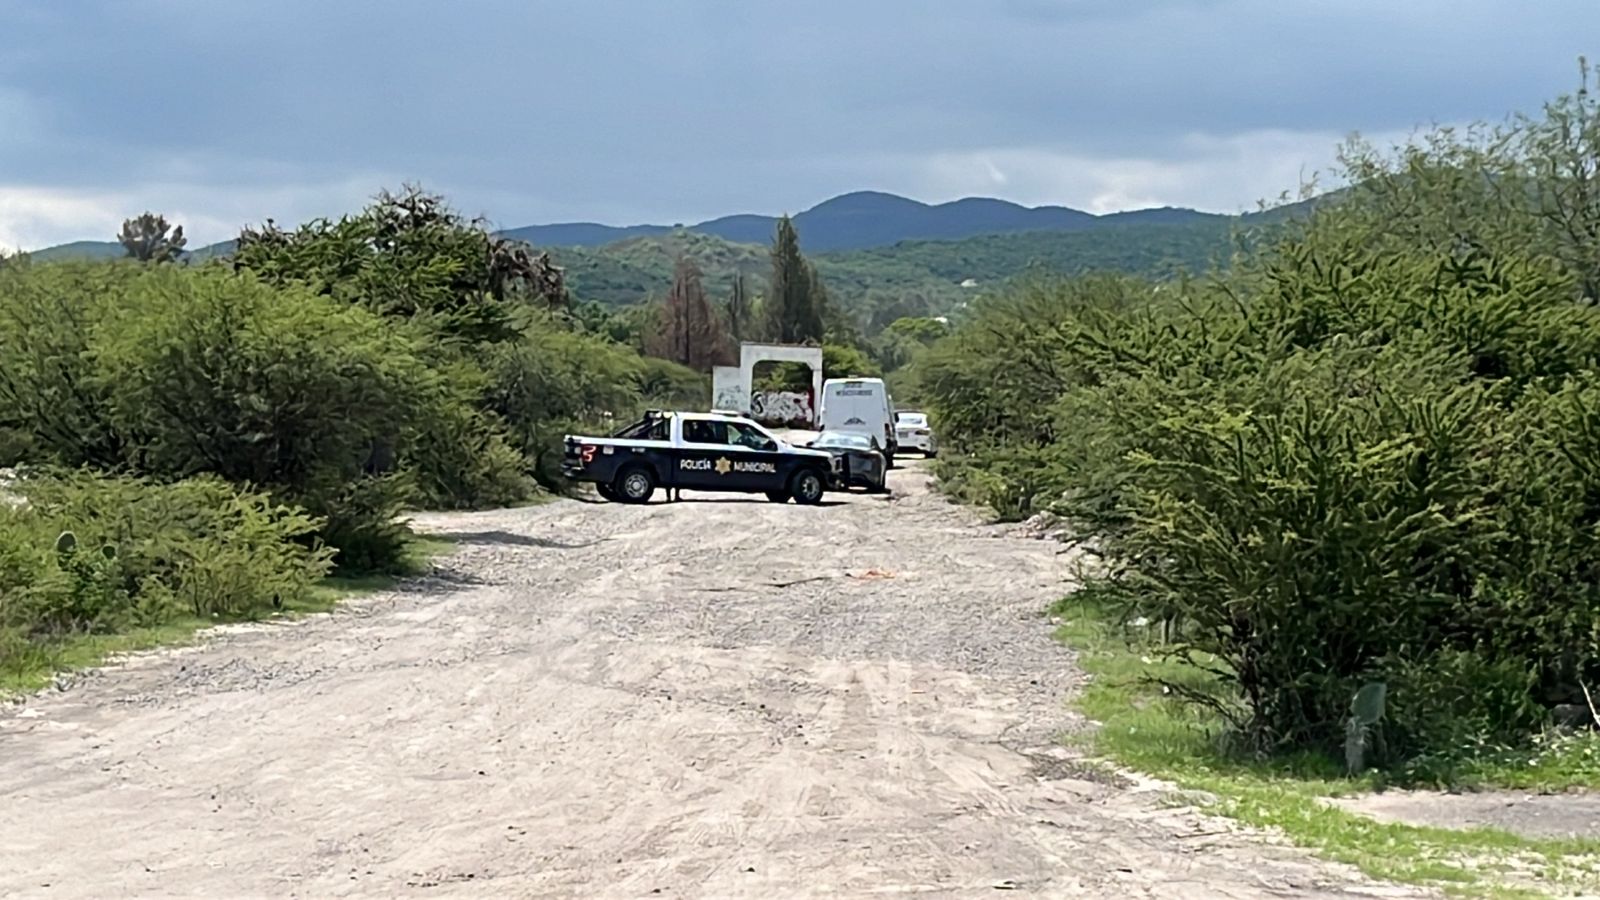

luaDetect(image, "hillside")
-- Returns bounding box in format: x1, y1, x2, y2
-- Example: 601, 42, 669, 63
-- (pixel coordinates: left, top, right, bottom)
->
24, 192, 1321, 325
26, 240, 127, 262
22, 239, 235, 262
554, 214, 1269, 317
821, 217, 1242, 291
494, 190, 1245, 251
30, 189, 1327, 267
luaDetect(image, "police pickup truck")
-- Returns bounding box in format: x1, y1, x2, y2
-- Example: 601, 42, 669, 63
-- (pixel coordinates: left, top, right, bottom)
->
561, 410, 840, 504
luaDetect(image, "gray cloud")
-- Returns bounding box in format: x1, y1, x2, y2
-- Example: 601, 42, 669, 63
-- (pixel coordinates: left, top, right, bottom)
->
1, 0, 1595, 247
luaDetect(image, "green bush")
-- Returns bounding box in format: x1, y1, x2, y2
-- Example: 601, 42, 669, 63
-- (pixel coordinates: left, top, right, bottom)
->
294, 472, 415, 575
1105, 340, 1505, 752
232, 185, 567, 345
635, 356, 708, 410
920, 74, 1600, 776
403, 357, 533, 511
407, 401, 532, 511
94, 266, 434, 492
486, 324, 643, 488
0, 261, 140, 468
929, 253, 1600, 766
0, 471, 332, 678
3, 189, 688, 586
0, 263, 441, 572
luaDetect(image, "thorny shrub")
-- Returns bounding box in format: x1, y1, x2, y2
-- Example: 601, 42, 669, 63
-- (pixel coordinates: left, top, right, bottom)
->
920, 72, 1600, 776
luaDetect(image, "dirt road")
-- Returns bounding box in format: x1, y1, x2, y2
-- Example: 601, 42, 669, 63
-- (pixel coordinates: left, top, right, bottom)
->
0, 466, 1423, 898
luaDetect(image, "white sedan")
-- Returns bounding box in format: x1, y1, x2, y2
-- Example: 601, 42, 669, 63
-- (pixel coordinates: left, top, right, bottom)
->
894, 411, 937, 457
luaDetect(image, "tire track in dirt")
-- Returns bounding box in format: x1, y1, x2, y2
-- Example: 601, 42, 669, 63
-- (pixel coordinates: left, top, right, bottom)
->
0, 465, 1429, 898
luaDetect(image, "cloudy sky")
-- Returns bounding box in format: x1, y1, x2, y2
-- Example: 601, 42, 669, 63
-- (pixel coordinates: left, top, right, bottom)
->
1, 0, 1594, 249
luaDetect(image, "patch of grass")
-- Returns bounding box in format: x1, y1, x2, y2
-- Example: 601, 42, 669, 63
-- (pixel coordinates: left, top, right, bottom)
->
1054, 595, 1600, 898
1441, 730, 1600, 795
313, 534, 456, 600
1, 532, 454, 698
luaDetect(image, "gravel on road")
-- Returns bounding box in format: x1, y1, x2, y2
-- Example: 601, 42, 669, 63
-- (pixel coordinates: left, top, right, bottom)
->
0, 464, 1428, 898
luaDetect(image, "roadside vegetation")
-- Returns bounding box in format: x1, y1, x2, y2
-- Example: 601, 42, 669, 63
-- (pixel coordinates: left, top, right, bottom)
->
915, 65, 1600, 886
1058, 590, 1600, 898
0, 187, 701, 686
0, 176, 927, 688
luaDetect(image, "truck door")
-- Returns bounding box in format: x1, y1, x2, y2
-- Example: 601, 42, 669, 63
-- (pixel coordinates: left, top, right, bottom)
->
719, 421, 788, 492
673, 418, 729, 490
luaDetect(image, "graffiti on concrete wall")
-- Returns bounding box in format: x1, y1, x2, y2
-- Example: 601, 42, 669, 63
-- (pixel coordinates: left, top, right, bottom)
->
750, 391, 813, 427
713, 385, 746, 412
711, 366, 747, 414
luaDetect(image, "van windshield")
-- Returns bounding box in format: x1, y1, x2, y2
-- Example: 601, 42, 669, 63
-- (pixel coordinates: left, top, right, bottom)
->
815, 432, 872, 450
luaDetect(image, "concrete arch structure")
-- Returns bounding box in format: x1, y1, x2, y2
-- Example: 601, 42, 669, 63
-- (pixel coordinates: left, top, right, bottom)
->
711, 342, 824, 427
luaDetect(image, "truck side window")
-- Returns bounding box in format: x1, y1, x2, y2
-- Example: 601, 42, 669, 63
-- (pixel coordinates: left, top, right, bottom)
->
684, 420, 724, 444
727, 422, 776, 451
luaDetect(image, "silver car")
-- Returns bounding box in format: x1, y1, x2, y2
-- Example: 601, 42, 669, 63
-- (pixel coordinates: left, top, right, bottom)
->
894, 410, 937, 457
804, 430, 888, 492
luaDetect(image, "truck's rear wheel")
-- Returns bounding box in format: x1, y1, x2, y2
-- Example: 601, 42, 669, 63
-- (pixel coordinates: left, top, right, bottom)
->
790, 469, 824, 506
614, 466, 655, 504
596, 483, 619, 502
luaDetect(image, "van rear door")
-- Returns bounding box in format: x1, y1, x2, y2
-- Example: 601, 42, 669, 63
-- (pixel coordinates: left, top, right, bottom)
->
821, 379, 886, 439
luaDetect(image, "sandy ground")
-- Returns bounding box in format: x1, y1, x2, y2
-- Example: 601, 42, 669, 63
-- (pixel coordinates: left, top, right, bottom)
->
0, 464, 1429, 899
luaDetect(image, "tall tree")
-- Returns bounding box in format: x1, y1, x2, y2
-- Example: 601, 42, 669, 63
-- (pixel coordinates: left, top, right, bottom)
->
725, 272, 752, 343
646, 257, 732, 371
118, 212, 187, 263
763, 216, 825, 344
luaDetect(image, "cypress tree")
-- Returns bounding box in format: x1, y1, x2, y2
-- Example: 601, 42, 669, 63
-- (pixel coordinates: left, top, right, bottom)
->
764, 216, 824, 343
726, 272, 752, 342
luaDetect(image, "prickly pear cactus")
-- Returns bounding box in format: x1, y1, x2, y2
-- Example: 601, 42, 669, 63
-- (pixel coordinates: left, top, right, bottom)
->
1344, 682, 1388, 775
1351, 682, 1387, 726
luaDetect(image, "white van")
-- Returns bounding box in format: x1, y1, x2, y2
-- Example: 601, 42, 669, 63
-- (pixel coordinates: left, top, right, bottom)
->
819, 377, 897, 465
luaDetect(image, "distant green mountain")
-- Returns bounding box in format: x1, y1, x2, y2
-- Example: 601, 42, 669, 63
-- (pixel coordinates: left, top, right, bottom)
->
499, 190, 1239, 252
26, 240, 127, 262
555, 213, 1282, 318
28, 190, 1329, 264
24, 191, 1324, 326
22, 239, 235, 263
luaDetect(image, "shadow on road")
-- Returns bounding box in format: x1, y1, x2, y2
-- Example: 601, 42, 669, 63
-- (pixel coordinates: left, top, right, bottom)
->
655, 497, 850, 507
430, 530, 611, 550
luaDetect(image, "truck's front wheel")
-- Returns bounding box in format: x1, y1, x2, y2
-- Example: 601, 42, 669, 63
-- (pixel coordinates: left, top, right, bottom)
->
790, 469, 825, 506
614, 466, 656, 504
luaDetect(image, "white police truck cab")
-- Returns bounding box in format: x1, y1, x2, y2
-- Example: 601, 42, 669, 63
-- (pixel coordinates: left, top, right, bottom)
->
818, 377, 897, 467
562, 410, 839, 504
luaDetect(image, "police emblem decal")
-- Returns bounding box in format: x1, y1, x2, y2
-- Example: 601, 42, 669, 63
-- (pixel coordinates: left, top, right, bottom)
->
714, 457, 732, 475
